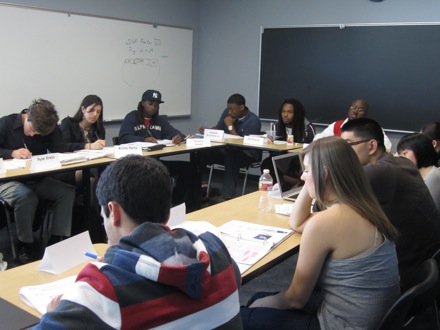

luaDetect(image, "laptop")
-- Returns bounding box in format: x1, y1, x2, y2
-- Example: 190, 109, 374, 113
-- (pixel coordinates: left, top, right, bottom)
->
271, 153, 304, 201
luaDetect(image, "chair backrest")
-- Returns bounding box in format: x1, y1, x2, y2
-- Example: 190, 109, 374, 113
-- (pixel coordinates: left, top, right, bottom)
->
0, 198, 11, 229
376, 258, 438, 330
431, 248, 440, 304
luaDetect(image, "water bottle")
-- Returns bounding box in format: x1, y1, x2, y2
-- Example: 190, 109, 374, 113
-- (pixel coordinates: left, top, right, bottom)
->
259, 169, 273, 212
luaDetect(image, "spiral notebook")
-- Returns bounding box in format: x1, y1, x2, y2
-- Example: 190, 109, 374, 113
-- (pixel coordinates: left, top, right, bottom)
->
218, 220, 293, 273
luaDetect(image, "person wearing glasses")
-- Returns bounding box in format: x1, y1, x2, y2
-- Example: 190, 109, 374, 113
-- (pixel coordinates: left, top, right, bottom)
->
313, 99, 392, 151
241, 137, 400, 330
340, 117, 440, 291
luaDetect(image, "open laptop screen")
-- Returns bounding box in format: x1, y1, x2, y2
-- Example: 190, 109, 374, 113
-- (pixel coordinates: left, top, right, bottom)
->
272, 153, 305, 196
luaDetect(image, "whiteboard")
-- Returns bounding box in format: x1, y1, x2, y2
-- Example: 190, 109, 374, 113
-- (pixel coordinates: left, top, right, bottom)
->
0, 4, 193, 121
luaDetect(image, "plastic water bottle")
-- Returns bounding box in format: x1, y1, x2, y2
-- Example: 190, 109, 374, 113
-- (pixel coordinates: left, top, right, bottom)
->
259, 169, 273, 212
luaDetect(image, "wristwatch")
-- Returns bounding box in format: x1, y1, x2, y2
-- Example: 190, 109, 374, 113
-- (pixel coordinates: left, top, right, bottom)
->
228, 125, 233, 131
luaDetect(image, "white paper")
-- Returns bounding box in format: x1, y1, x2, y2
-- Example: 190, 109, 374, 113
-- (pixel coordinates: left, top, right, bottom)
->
0, 158, 6, 174
3, 158, 29, 170
275, 203, 294, 216
204, 129, 225, 142
218, 220, 293, 274
186, 138, 211, 148
167, 203, 186, 227
243, 135, 265, 146
37, 231, 96, 274
219, 220, 292, 247
157, 139, 174, 146
75, 150, 113, 160
56, 153, 88, 165
114, 145, 143, 158
30, 154, 62, 171
19, 275, 77, 315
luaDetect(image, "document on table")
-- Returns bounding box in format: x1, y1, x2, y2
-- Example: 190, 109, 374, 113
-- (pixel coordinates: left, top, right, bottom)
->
74, 149, 114, 160
125, 140, 175, 149
3, 158, 29, 170
56, 153, 88, 165
274, 203, 294, 216
19, 275, 77, 315
218, 220, 293, 273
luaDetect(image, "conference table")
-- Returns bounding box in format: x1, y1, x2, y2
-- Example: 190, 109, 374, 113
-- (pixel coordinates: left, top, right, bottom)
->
0, 138, 302, 243
186, 191, 301, 283
0, 143, 220, 241
0, 191, 301, 319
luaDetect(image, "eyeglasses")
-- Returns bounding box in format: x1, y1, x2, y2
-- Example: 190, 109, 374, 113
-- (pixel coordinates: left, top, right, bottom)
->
346, 138, 371, 146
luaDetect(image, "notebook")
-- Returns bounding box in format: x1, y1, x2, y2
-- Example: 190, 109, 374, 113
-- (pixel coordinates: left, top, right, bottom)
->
271, 153, 304, 201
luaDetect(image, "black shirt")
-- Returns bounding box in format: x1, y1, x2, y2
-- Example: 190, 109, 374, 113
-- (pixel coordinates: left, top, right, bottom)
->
0, 110, 76, 159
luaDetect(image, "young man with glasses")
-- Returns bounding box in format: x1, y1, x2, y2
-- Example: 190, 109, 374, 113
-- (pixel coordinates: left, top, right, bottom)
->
341, 117, 440, 291
314, 99, 392, 151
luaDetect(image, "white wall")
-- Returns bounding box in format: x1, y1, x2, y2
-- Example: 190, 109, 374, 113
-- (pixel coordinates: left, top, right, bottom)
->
3, 0, 440, 149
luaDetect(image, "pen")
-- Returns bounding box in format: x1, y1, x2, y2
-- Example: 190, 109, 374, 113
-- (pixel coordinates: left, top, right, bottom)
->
183, 134, 191, 142
83, 251, 100, 259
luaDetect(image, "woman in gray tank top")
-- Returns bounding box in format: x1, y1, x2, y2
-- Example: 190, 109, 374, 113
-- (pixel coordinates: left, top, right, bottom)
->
241, 136, 400, 330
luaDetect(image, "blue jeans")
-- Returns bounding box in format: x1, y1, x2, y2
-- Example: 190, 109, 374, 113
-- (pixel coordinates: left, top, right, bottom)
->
240, 291, 322, 330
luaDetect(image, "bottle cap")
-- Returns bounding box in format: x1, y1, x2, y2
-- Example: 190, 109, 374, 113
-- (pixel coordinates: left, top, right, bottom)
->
263, 169, 269, 173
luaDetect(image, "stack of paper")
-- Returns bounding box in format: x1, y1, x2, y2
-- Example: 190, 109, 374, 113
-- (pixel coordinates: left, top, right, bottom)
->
19, 276, 76, 315
218, 220, 293, 274
75, 149, 113, 160
56, 153, 88, 165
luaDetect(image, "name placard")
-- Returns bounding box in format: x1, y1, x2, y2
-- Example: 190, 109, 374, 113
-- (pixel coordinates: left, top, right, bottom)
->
243, 135, 265, 146
30, 154, 61, 171
114, 145, 143, 158
186, 138, 211, 148
0, 158, 6, 174
204, 129, 224, 142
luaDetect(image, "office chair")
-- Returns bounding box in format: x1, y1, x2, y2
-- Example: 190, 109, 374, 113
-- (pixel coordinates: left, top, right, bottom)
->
112, 136, 120, 146
0, 198, 54, 260
205, 161, 261, 198
376, 258, 439, 330
431, 248, 440, 328
0, 198, 17, 259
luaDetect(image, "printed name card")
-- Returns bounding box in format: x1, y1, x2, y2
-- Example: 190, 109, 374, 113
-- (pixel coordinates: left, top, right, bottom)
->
204, 129, 224, 142
0, 158, 5, 174
30, 154, 61, 171
243, 135, 265, 146
186, 138, 211, 148
114, 145, 143, 158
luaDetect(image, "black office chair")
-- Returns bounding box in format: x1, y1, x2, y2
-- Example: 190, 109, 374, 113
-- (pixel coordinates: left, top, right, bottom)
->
0, 198, 17, 259
376, 258, 439, 330
0, 198, 54, 261
112, 136, 120, 146
431, 248, 440, 328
